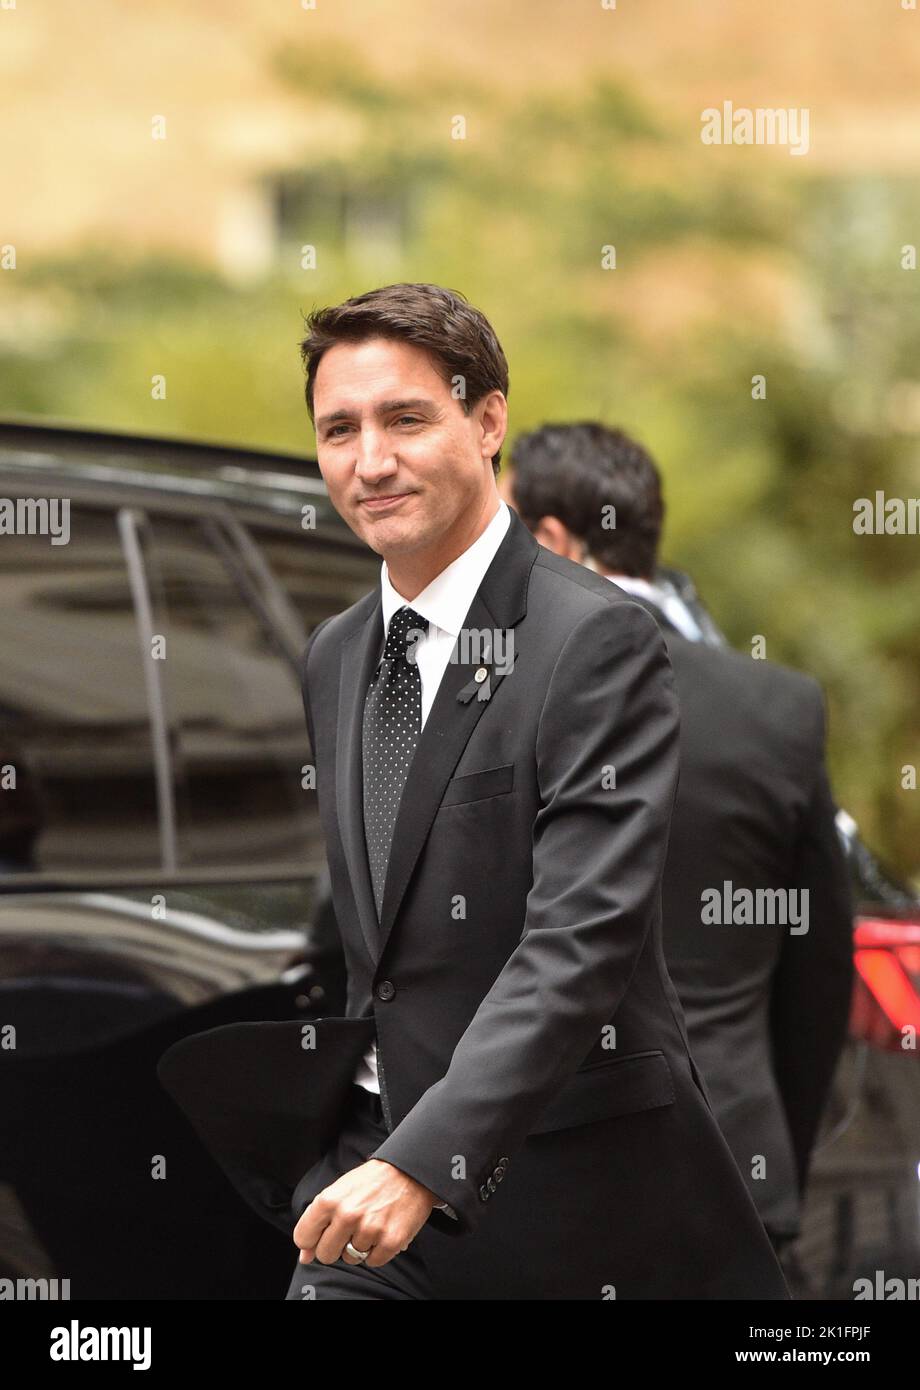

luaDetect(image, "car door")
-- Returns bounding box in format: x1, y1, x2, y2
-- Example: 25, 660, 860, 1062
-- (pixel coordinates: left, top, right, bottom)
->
0, 474, 358, 1297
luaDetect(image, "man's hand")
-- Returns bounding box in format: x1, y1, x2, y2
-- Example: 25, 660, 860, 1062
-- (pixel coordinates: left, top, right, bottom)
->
293, 1159, 439, 1268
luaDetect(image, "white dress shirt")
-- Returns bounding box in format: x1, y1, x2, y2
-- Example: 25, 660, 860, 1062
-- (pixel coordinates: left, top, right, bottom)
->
601, 573, 703, 642
352, 497, 512, 1096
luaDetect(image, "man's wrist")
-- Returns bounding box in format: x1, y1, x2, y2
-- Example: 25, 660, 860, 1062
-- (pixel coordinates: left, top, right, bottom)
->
370, 1156, 459, 1219
418, 1182, 456, 1216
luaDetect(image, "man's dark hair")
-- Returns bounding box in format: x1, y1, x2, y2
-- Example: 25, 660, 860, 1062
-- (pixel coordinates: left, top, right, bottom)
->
510, 422, 665, 578
299, 283, 509, 473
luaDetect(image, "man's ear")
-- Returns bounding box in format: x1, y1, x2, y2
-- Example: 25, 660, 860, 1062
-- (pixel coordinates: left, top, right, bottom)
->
477, 390, 508, 466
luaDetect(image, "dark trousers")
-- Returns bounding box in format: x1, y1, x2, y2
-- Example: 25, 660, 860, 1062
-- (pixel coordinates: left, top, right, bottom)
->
285, 1084, 436, 1301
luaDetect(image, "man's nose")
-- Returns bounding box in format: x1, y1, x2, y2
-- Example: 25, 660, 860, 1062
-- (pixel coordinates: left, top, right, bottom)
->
354, 428, 398, 481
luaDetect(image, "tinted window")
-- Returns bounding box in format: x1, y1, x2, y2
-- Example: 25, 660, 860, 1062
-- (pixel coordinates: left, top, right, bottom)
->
249, 524, 378, 634
0, 499, 159, 875
140, 513, 322, 870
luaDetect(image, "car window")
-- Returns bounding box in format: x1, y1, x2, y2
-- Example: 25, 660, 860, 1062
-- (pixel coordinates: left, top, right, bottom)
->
248, 524, 378, 633
0, 501, 160, 876
138, 512, 324, 871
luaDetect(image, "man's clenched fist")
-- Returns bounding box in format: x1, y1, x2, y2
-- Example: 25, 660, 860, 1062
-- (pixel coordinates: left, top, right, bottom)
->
294, 1159, 440, 1268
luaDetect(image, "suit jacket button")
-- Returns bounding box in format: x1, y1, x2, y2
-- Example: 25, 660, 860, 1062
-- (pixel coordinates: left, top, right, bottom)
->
375, 980, 396, 1001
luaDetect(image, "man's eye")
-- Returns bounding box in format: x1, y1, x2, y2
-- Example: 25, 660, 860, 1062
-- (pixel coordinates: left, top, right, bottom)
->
326, 424, 351, 438
396, 416, 422, 427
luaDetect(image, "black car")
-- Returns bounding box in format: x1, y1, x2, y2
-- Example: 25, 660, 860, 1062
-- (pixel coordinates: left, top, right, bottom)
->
0, 422, 378, 1298
0, 421, 917, 1300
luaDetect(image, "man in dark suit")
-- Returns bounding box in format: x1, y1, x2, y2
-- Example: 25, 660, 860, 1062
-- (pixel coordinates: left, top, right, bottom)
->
159, 284, 789, 1300
506, 421, 854, 1254
282, 284, 792, 1300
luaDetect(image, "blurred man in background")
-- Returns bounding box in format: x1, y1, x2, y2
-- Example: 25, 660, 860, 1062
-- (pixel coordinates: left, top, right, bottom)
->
505, 422, 854, 1254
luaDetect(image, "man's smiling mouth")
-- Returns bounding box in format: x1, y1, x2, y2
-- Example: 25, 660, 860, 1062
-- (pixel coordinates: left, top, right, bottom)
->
360, 493, 414, 511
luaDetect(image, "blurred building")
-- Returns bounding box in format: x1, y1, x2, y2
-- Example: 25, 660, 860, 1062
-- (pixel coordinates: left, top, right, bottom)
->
2, 0, 919, 281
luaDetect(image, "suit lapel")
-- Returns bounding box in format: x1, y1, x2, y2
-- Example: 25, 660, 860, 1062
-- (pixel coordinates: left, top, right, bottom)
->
337, 600, 385, 966
336, 508, 538, 965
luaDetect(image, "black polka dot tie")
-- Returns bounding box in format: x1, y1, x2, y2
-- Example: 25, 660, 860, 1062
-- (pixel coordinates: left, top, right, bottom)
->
362, 605, 429, 921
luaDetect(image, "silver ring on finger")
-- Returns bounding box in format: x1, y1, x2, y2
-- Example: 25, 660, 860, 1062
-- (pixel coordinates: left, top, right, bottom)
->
345, 1240, 371, 1262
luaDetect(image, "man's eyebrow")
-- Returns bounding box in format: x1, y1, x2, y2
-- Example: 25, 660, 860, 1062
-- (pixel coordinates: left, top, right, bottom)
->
315, 398, 437, 430
315, 408, 352, 430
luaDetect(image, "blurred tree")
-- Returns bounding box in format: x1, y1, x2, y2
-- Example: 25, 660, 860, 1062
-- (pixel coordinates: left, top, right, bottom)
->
1, 50, 917, 878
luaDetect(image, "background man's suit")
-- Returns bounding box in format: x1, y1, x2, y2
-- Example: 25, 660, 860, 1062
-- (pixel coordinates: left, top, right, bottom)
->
622, 596, 854, 1243
286, 504, 788, 1299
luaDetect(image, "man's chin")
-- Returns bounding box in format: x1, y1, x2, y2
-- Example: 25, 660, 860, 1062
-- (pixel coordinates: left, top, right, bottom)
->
357, 519, 432, 556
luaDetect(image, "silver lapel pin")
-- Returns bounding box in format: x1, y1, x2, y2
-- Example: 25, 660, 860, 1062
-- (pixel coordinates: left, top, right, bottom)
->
457, 663, 492, 705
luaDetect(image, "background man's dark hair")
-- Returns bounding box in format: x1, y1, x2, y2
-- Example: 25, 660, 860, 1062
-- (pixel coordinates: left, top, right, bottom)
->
300, 282, 509, 473
510, 422, 665, 578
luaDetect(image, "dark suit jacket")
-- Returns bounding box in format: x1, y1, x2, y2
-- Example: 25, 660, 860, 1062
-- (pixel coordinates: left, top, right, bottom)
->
291, 510, 791, 1298
628, 598, 854, 1239
159, 508, 789, 1299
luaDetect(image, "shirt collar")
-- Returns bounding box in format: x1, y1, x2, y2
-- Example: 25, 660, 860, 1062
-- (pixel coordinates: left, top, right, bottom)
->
380, 499, 511, 640
603, 573, 703, 642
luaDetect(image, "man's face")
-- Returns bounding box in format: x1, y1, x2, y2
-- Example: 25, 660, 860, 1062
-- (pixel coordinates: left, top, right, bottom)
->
312, 336, 503, 559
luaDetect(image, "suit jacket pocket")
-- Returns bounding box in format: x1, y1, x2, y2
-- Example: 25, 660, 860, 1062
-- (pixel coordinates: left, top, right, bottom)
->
440, 762, 514, 807
527, 1050, 675, 1136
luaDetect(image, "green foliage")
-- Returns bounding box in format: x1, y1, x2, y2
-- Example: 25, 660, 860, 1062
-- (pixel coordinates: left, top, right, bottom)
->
3, 55, 918, 878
